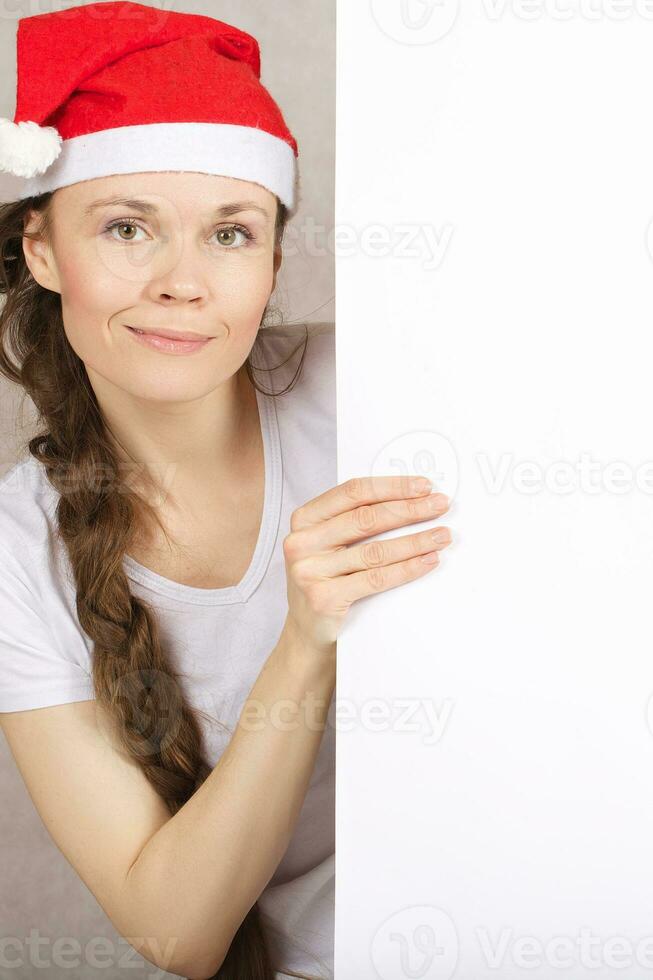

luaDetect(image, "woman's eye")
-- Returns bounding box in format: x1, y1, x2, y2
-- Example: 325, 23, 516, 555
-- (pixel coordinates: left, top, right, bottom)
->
214, 225, 253, 248
106, 221, 145, 243
103, 221, 254, 248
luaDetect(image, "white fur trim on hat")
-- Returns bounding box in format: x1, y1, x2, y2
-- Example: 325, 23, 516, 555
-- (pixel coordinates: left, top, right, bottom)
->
0, 121, 298, 213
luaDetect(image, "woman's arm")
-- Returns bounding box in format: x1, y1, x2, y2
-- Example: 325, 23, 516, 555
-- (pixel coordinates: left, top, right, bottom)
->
0, 620, 335, 980
122, 617, 336, 978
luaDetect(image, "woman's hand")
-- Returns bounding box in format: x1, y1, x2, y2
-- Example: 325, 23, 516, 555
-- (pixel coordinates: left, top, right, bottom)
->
282, 475, 452, 655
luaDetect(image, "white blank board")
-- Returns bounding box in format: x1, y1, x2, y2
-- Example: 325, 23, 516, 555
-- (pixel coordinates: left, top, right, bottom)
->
334, 4, 653, 979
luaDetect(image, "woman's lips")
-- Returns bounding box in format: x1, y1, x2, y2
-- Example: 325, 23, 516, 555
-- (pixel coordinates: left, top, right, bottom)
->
124, 324, 213, 354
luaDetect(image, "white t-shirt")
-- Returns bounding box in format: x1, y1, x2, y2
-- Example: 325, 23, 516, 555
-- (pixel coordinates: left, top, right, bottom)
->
0, 322, 337, 980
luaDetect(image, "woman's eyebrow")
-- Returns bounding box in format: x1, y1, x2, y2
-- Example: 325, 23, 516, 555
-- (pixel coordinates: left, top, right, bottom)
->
82, 196, 271, 221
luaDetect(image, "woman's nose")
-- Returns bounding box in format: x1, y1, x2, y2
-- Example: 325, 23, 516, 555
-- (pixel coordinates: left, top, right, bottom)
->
147, 245, 211, 304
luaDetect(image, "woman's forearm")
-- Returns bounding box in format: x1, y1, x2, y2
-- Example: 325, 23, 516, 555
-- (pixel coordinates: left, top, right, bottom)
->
118, 619, 336, 979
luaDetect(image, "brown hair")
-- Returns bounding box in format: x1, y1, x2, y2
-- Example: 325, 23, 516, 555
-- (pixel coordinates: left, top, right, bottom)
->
0, 189, 308, 979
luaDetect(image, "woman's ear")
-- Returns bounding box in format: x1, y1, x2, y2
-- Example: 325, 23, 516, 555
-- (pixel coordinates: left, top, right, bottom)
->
22, 211, 61, 294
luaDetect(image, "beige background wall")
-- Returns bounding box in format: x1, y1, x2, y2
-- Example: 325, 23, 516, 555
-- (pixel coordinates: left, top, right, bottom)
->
0, 3, 333, 975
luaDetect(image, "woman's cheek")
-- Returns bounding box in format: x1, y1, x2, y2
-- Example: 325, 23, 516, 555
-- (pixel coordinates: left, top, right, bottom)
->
58, 254, 132, 324
58, 286, 122, 361
228, 263, 275, 320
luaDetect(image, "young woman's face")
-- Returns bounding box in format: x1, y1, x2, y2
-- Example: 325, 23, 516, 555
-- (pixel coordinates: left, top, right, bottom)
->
23, 171, 280, 402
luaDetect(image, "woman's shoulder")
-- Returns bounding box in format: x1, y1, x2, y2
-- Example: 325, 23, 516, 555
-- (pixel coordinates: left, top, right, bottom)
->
0, 457, 94, 714
0, 456, 55, 549
0, 455, 61, 597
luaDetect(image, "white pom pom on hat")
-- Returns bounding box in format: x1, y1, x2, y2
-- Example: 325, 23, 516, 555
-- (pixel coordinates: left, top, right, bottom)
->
0, 119, 62, 179
0, 0, 299, 213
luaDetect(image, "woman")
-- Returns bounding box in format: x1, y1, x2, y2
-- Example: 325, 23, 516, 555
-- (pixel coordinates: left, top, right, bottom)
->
0, 3, 452, 979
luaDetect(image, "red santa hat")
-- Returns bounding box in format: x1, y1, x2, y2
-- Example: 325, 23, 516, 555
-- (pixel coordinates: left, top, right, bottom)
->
0, 0, 299, 213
